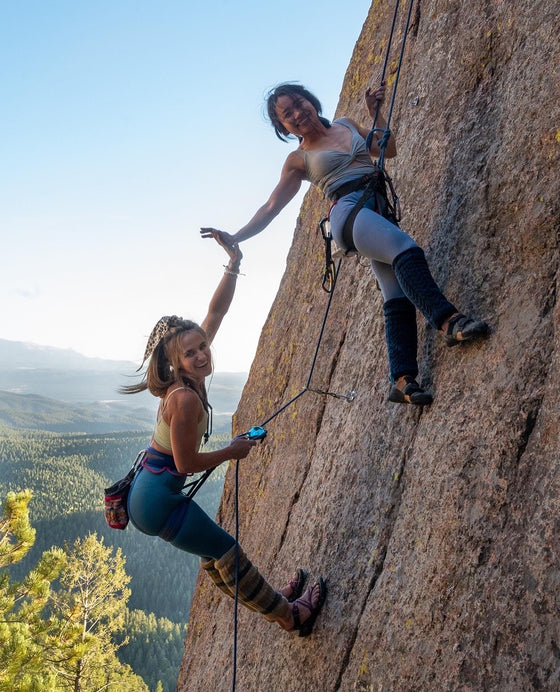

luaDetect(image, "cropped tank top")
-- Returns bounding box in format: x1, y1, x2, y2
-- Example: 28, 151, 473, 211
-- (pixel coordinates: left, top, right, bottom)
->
152, 386, 208, 452
303, 118, 377, 199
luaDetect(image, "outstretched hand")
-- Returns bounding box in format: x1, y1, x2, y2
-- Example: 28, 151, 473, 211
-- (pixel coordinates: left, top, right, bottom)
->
201, 227, 236, 246
200, 227, 242, 265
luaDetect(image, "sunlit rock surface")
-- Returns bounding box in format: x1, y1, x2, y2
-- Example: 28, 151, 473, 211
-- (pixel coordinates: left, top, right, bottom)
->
179, 1, 560, 690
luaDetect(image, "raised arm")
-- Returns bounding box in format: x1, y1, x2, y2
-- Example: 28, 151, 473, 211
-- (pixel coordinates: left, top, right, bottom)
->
200, 150, 305, 246
200, 234, 243, 344
357, 81, 397, 159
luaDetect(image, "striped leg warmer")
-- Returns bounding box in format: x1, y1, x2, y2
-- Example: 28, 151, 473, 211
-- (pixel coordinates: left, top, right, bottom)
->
201, 557, 261, 613
201, 557, 235, 598
214, 545, 290, 622
392, 247, 457, 329
383, 297, 418, 382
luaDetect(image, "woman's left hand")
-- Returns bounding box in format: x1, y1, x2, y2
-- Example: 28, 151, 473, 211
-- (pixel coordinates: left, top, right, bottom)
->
366, 81, 387, 114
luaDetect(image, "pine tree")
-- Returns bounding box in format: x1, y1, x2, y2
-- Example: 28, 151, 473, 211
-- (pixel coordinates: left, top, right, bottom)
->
0, 495, 149, 692
0, 490, 36, 566
0, 491, 67, 692
48, 533, 148, 691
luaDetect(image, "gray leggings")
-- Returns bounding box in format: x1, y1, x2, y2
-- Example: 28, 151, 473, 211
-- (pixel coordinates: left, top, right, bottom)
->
329, 190, 418, 301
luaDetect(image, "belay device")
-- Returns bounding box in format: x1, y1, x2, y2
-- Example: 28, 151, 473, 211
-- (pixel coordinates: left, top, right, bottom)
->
243, 426, 267, 440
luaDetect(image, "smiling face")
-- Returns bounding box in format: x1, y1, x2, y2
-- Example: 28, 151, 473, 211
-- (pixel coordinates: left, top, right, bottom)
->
163, 327, 212, 387
274, 94, 320, 138
177, 330, 212, 382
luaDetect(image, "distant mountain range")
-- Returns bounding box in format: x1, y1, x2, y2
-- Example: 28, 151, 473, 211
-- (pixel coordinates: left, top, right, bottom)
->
0, 390, 156, 433
0, 339, 247, 433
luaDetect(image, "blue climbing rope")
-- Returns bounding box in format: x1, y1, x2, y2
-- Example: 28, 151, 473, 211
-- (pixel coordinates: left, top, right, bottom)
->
232, 460, 240, 692
366, 0, 416, 171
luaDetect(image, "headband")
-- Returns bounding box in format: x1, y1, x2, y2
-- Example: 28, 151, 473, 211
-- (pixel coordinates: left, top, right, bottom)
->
140, 315, 179, 367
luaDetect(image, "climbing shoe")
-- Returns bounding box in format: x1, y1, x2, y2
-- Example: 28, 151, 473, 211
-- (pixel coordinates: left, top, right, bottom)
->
444, 313, 489, 347
281, 568, 308, 603
388, 376, 433, 405
291, 578, 327, 637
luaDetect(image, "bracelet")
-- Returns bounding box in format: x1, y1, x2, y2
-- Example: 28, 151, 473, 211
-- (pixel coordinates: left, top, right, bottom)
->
223, 265, 245, 277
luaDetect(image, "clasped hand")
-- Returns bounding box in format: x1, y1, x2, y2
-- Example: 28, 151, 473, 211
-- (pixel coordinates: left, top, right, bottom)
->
200, 228, 240, 261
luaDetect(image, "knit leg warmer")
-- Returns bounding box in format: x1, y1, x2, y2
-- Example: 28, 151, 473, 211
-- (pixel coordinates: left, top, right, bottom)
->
383, 297, 418, 382
201, 557, 263, 613
392, 247, 457, 329
201, 557, 236, 598
214, 545, 291, 622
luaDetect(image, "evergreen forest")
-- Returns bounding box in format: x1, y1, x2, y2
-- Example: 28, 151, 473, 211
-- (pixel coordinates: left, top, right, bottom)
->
0, 426, 231, 692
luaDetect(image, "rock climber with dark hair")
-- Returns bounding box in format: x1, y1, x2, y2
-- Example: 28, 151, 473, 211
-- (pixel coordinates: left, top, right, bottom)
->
201, 81, 489, 405
122, 235, 326, 636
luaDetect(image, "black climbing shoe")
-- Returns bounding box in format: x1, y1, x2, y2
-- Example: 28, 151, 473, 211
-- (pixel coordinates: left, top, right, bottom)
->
444, 313, 489, 347
388, 376, 433, 405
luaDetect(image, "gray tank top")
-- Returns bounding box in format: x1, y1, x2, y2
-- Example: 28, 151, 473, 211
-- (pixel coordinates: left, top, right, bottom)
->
303, 118, 377, 199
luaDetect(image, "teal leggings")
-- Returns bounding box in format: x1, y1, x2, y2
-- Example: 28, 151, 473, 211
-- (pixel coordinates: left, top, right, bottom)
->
127, 466, 235, 560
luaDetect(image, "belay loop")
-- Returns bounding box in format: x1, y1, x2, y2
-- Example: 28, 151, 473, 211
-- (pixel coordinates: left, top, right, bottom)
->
319, 166, 402, 283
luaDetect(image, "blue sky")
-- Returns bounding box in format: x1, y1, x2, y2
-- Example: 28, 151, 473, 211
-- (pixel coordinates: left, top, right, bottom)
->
1, 0, 372, 372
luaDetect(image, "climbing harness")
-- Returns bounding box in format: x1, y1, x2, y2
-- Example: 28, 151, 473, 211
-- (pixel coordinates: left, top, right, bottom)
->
320, 168, 401, 290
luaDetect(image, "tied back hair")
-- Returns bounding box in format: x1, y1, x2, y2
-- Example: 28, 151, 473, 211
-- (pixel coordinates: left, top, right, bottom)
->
119, 319, 210, 407
266, 83, 331, 141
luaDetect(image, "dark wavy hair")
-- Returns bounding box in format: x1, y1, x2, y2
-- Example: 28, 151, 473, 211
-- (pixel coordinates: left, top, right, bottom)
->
266, 83, 331, 141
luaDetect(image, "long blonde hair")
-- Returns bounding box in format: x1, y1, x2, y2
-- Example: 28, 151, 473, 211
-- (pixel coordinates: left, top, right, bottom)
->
120, 319, 210, 400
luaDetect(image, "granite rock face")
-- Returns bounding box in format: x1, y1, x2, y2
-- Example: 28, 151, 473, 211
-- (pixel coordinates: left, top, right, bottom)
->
179, 1, 560, 690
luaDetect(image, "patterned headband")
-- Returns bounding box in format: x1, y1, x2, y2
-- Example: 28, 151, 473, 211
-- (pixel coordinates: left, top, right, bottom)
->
140, 315, 179, 367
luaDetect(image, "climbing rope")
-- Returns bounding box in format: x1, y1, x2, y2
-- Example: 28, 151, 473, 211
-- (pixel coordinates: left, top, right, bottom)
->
366, 0, 401, 149
319, 0, 414, 279
365, 0, 416, 170
191, 1, 416, 506
228, 258, 353, 692
232, 460, 240, 692
260, 258, 356, 427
